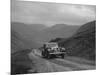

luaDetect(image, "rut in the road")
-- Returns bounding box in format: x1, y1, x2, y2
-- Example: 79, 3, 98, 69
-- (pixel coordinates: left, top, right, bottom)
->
28, 52, 73, 73
49, 58, 95, 70
30, 50, 95, 73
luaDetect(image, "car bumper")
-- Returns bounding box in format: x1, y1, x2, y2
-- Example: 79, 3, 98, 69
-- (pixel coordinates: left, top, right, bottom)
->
49, 52, 66, 55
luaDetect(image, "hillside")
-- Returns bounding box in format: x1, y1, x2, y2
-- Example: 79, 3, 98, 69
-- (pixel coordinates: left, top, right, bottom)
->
11, 30, 38, 74
58, 21, 96, 60
35, 24, 80, 43
11, 29, 38, 53
11, 22, 47, 40
11, 30, 27, 53
11, 22, 80, 47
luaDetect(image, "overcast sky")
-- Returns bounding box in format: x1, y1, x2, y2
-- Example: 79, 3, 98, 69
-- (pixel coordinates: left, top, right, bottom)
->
11, 0, 96, 26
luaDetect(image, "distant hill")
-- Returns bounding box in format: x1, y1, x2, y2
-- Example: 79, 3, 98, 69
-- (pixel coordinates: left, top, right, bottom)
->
58, 21, 96, 60
35, 24, 80, 43
11, 29, 38, 53
11, 22, 47, 48
11, 22, 80, 47
11, 22, 47, 40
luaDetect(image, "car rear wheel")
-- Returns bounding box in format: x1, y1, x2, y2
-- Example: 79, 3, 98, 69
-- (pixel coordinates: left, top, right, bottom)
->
47, 54, 51, 59
45, 51, 51, 59
42, 51, 45, 58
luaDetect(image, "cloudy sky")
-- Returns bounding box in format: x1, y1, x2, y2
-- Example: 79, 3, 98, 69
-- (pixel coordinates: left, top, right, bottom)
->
11, 0, 96, 26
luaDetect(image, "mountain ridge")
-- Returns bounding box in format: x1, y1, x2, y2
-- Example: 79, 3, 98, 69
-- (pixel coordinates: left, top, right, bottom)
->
11, 22, 80, 47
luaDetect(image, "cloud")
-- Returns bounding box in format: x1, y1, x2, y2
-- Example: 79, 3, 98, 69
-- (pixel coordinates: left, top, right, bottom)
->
11, 0, 96, 26
58, 4, 95, 20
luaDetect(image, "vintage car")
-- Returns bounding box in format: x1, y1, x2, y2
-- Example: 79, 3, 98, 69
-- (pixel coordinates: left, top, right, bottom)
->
41, 42, 66, 58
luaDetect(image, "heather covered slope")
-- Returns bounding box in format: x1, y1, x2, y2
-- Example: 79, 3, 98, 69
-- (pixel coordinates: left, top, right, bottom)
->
58, 21, 96, 60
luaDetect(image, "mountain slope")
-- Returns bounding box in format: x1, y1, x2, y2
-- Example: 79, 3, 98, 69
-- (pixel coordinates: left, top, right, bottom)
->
59, 21, 96, 60
11, 29, 39, 74
11, 22, 47, 40
35, 24, 80, 42
11, 29, 38, 53
11, 22, 80, 47
11, 30, 27, 53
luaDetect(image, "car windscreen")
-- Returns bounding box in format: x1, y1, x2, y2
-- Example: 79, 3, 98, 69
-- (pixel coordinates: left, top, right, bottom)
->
46, 43, 58, 47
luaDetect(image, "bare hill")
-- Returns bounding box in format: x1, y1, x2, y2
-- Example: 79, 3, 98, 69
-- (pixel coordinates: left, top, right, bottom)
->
11, 22, 47, 40
58, 21, 96, 60
35, 24, 80, 42
11, 22, 80, 47
11, 29, 38, 53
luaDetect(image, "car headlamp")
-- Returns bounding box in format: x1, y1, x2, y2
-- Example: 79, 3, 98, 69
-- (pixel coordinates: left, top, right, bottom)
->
61, 48, 65, 51
48, 48, 51, 51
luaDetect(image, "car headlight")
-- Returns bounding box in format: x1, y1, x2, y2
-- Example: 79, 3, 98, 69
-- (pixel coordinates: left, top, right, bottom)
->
48, 49, 51, 51
62, 48, 65, 50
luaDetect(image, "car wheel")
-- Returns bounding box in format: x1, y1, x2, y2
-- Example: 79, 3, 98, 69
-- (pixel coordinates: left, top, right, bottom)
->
42, 51, 45, 58
46, 54, 50, 59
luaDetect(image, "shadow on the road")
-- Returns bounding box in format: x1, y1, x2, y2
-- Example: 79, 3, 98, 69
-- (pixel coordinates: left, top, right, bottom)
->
42, 55, 62, 60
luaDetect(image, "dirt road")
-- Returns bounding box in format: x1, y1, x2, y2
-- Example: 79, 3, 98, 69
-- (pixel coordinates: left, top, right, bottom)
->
28, 49, 95, 73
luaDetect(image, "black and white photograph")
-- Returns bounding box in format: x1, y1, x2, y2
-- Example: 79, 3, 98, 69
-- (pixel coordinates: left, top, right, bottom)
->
11, 0, 96, 74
